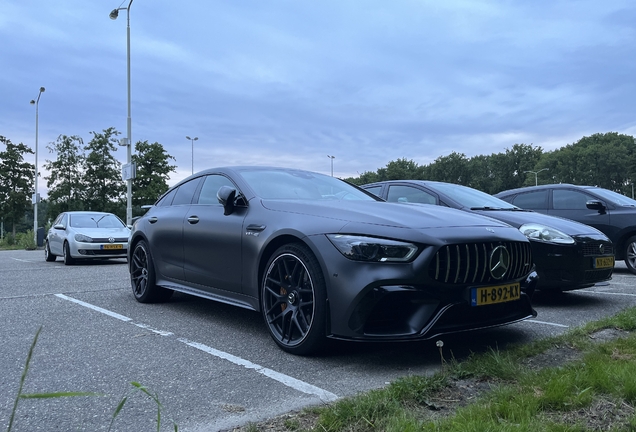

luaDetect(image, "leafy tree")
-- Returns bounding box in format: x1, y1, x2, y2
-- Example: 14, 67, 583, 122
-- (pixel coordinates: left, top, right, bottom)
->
44, 134, 86, 217
427, 152, 469, 184
377, 158, 425, 181
83, 127, 124, 215
131, 140, 176, 214
540, 133, 635, 194
0, 136, 35, 235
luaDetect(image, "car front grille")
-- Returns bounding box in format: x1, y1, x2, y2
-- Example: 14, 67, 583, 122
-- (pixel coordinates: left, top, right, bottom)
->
90, 237, 129, 243
79, 249, 127, 256
581, 242, 614, 256
430, 241, 532, 285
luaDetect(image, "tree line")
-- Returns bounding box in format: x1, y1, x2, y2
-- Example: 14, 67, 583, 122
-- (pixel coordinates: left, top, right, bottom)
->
346, 132, 636, 198
2, 130, 635, 236
0, 128, 175, 236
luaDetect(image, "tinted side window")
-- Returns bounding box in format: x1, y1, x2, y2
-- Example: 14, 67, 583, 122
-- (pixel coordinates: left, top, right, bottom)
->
155, 188, 177, 207
172, 178, 202, 206
553, 189, 593, 210
511, 190, 548, 209
197, 175, 235, 205
364, 186, 382, 197
387, 185, 436, 204
60, 214, 68, 228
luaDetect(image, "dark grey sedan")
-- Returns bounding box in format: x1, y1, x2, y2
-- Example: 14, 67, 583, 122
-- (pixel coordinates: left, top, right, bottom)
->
495, 184, 636, 274
362, 180, 614, 291
129, 166, 538, 355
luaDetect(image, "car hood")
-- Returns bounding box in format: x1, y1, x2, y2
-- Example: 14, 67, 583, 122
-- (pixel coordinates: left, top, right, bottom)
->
471, 209, 605, 236
72, 227, 131, 237
261, 199, 513, 230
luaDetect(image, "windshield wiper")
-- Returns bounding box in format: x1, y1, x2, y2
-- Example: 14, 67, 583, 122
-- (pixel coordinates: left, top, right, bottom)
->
90, 215, 108, 227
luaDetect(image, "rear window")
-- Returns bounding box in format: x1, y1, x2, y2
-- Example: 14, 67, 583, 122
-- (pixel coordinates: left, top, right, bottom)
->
511, 190, 548, 209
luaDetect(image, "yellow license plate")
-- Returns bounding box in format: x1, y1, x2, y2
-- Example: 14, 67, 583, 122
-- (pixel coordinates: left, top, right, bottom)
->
471, 283, 521, 306
594, 256, 614, 269
101, 244, 123, 250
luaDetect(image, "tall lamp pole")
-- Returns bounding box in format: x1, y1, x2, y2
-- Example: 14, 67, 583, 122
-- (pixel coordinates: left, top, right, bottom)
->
110, 0, 134, 226
186, 136, 198, 175
29, 87, 45, 245
524, 168, 549, 186
327, 155, 335, 177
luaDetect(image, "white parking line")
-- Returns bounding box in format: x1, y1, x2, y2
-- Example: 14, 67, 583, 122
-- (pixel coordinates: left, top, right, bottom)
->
55, 294, 132, 322
526, 319, 569, 328
579, 290, 636, 297
55, 293, 339, 403
180, 338, 338, 402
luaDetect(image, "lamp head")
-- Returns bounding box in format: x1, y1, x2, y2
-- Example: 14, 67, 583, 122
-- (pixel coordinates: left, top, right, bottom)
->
30, 100, 35, 105
39, 87, 45, 93
186, 136, 191, 140
109, 9, 119, 19
194, 137, 198, 141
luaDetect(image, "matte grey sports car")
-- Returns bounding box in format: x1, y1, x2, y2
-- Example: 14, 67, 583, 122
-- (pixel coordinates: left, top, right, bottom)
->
129, 167, 538, 355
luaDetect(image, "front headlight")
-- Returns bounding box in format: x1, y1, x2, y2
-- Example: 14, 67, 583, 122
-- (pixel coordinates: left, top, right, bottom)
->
519, 223, 575, 245
74, 233, 93, 243
326, 234, 418, 262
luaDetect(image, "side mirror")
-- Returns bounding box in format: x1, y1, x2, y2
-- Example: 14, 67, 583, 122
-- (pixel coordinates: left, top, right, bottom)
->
54, 224, 65, 230
217, 186, 237, 216
586, 200, 606, 213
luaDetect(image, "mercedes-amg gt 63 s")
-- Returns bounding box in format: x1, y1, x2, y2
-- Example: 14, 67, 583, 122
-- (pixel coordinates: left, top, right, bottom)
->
129, 166, 538, 355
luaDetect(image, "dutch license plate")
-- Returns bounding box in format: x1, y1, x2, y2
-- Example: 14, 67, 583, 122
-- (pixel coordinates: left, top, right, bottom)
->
101, 244, 123, 250
471, 283, 521, 307
594, 256, 614, 269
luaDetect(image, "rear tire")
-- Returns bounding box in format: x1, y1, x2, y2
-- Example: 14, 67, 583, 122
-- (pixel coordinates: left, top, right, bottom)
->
261, 243, 327, 355
44, 241, 56, 262
63, 242, 75, 265
625, 235, 636, 275
130, 240, 173, 303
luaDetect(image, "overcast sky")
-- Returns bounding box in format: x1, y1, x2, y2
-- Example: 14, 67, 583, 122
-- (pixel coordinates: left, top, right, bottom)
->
3, 0, 636, 196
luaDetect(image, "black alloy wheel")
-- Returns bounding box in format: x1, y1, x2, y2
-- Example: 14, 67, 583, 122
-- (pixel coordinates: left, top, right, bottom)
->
261, 243, 327, 355
130, 240, 173, 303
625, 235, 636, 275
63, 242, 75, 265
44, 241, 56, 262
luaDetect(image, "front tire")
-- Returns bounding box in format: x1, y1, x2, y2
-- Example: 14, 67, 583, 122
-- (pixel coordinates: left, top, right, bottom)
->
130, 240, 173, 303
625, 235, 636, 275
261, 243, 327, 355
63, 242, 75, 265
44, 241, 56, 262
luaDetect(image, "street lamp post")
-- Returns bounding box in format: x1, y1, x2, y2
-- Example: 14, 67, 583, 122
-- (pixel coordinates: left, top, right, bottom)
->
524, 168, 549, 186
29, 87, 45, 246
186, 136, 198, 175
327, 155, 335, 177
110, 0, 134, 226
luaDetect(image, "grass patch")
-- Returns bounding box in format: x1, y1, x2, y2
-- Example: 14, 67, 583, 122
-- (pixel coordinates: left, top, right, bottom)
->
240, 306, 636, 431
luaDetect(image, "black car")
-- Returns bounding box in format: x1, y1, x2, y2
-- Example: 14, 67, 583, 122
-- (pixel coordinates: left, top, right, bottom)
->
129, 166, 537, 355
362, 180, 614, 291
495, 184, 636, 274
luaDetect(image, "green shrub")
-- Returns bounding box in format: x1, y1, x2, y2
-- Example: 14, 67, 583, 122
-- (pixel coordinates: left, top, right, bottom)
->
16, 230, 37, 250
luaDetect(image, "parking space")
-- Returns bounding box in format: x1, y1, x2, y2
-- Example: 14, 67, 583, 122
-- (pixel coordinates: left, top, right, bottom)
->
1, 250, 635, 431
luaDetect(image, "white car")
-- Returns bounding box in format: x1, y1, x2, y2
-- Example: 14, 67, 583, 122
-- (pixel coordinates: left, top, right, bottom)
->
45, 211, 130, 265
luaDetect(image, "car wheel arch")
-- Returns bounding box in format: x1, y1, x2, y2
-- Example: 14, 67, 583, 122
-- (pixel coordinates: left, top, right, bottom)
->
256, 235, 330, 310
128, 232, 151, 272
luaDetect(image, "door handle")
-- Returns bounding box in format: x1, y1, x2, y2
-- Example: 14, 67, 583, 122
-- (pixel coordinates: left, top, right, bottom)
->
187, 216, 200, 224
148, 217, 158, 224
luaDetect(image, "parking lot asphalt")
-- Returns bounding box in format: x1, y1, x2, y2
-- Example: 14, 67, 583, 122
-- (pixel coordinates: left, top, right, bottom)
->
1, 250, 635, 431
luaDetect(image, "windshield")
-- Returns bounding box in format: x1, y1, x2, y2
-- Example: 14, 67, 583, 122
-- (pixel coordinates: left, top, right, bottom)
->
588, 188, 636, 206
432, 182, 518, 209
69, 213, 126, 228
239, 169, 378, 201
